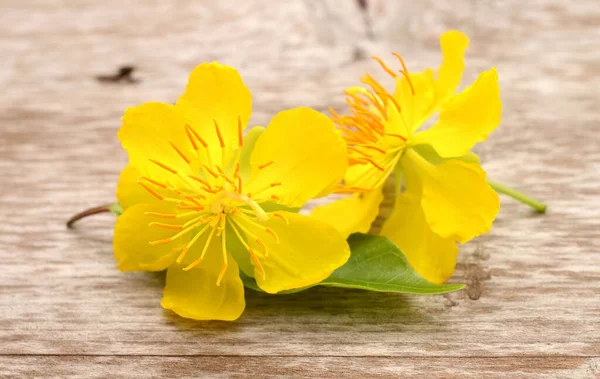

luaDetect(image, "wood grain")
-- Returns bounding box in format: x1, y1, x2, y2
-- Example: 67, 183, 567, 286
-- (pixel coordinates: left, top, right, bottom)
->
1, 0, 599, 377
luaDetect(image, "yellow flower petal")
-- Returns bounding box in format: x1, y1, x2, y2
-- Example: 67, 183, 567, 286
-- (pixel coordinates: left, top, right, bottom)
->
118, 102, 198, 189
411, 144, 481, 166
161, 246, 245, 321
245, 108, 347, 208
392, 69, 436, 133
411, 68, 501, 158
406, 151, 500, 244
311, 189, 384, 239
176, 62, 252, 166
381, 188, 458, 284
116, 165, 163, 210
237, 211, 350, 294
435, 30, 469, 101
238, 126, 264, 182
113, 203, 187, 271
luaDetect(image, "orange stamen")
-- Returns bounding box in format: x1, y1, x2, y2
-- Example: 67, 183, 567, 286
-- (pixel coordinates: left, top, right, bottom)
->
399, 70, 415, 96
265, 228, 279, 244
258, 161, 275, 170
185, 126, 198, 150
185, 194, 207, 200
255, 239, 267, 251
273, 212, 289, 225
186, 124, 208, 148
377, 92, 402, 113
362, 157, 384, 171
371, 55, 398, 78
189, 175, 213, 188
392, 52, 409, 73
248, 249, 265, 279
144, 212, 176, 219
217, 174, 234, 187
347, 145, 371, 157
148, 222, 183, 230
237, 116, 243, 147
168, 139, 190, 164
214, 120, 225, 148
149, 238, 172, 246
137, 181, 164, 200
384, 132, 408, 142
177, 205, 205, 211
148, 159, 177, 174
357, 144, 387, 154
202, 165, 219, 178
139, 176, 167, 189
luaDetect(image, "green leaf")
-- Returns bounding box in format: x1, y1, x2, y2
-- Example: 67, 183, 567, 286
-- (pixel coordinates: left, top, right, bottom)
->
242, 233, 464, 295
320, 233, 464, 294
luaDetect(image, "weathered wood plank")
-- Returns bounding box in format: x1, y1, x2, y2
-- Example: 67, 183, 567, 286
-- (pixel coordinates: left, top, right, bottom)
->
0, 0, 599, 377
1, 356, 598, 379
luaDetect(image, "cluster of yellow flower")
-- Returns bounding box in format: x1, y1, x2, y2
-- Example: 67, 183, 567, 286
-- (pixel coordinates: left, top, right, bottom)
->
113, 31, 503, 321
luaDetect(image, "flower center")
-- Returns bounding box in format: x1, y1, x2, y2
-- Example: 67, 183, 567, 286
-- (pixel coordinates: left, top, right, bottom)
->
210, 191, 269, 221
135, 118, 285, 285
331, 53, 416, 189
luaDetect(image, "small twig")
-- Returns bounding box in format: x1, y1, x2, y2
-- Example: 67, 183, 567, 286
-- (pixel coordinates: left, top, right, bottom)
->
66, 204, 114, 229
96, 66, 139, 84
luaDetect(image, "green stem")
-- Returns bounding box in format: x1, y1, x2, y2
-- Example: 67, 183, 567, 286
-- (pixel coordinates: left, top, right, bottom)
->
488, 180, 547, 213
66, 203, 122, 228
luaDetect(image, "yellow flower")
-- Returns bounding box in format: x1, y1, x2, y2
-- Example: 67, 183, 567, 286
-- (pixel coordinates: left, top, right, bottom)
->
114, 63, 350, 321
313, 31, 501, 284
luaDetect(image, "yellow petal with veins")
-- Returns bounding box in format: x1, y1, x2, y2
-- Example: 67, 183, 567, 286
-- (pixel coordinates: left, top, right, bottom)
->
114, 203, 188, 271
381, 189, 458, 284
311, 189, 384, 239
238, 126, 264, 182
436, 30, 470, 101
406, 151, 500, 244
116, 165, 163, 210
118, 102, 198, 189
161, 242, 245, 321
392, 69, 436, 133
238, 211, 350, 294
245, 108, 347, 208
176, 62, 252, 166
381, 159, 458, 284
411, 68, 501, 158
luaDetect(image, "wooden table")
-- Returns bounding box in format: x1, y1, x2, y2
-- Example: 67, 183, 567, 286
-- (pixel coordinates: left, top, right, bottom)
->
1, 1, 598, 377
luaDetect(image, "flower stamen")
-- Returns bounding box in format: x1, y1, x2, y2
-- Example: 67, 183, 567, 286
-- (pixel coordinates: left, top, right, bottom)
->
228, 219, 266, 279
182, 218, 219, 271
189, 175, 213, 189
176, 223, 212, 263
148, 222, 183, 230
137, 180, 164, 200
361, 157, 385, 171
384, 132, 408, 142
202, 165, 219, 179
217, 215, 228, 286
272, 212, 289, 224
237, 116, 244, 148
258, 160, 275, 170
139, 176, 167, 189
168, 139, 191, 164
148, 159, 177, 174
371, 55, 398, 78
